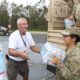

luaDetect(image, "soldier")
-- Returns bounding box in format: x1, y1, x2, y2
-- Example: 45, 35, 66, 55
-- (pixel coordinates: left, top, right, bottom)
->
56, 27, 80, 80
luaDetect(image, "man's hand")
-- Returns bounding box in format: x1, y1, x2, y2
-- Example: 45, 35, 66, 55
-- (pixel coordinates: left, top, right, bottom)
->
30, 45, 40, 53
19, 51, 30, 60
8, 48, 31, 60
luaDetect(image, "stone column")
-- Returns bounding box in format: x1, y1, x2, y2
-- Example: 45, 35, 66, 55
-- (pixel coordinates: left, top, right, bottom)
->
47, 0, 70, 30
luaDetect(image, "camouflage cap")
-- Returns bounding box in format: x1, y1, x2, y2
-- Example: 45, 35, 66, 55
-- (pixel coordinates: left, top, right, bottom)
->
60, 27, 80, 37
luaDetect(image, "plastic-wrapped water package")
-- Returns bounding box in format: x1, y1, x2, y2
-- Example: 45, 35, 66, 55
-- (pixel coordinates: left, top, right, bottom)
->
0, 44, 8, 80
41, 42, 66, 66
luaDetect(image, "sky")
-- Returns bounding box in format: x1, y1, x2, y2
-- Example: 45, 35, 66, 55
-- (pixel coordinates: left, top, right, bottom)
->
0, 0, 49, 6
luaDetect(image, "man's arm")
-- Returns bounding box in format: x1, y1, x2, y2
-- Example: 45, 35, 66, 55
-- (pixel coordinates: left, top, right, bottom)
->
30, 45, 40, 53
8, 48, 30, 60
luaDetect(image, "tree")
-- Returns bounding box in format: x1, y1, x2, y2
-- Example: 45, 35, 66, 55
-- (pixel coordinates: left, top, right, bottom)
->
35, 0, 46, 8
0, 0, 9, 27
33, 0, 48, 31
36, 6, 48, 31
10, 3, 25, 29
4, 0, 48, 31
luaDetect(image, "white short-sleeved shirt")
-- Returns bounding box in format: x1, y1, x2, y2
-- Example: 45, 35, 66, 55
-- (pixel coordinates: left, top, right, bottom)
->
9, 30, 35, 61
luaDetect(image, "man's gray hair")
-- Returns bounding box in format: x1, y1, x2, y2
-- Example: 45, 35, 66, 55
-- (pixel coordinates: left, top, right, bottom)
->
17, 18, 27, 25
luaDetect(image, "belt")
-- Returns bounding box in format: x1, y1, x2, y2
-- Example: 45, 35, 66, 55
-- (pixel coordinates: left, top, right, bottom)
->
9, 58, 27, 63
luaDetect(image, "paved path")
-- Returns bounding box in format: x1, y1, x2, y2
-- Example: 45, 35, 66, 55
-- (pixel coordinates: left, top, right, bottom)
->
0, 32, 56, 80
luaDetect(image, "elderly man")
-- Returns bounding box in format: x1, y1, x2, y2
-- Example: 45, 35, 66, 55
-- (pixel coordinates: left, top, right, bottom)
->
7, 18, 40, 80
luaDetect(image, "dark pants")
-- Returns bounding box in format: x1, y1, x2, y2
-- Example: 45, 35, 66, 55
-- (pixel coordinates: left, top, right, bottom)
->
47, 64, 56, 75
7, 58, 29, 80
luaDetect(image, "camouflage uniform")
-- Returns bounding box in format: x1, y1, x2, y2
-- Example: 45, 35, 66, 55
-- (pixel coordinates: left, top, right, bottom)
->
72, 0, 80, 14
56, 42, 80, 80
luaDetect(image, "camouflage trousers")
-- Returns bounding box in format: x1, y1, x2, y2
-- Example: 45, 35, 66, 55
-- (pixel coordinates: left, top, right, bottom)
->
7, 58, 29, 80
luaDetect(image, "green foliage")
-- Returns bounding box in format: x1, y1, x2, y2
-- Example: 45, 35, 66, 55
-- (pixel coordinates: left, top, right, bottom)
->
0, 0, 48, 31
0, 0, 9, 27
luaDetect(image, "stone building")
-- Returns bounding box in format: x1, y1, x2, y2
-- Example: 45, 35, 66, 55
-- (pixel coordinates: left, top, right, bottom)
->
47, 0, 80, 48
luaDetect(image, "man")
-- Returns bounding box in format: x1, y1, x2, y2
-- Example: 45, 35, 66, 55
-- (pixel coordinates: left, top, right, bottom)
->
7, 18, 40, 80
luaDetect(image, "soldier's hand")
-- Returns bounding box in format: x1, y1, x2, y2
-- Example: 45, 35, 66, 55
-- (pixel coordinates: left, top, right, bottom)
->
60, 63, 64, 68
50, 57, 60, 64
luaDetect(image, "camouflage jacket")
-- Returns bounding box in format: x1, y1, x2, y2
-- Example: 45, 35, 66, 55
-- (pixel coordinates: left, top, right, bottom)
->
57, 42, 80, 80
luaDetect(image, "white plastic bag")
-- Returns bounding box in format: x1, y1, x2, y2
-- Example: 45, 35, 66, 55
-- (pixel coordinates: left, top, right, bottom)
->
0, 44, 8, 80
0, 72, 8, 80
41, 42, 66, 66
